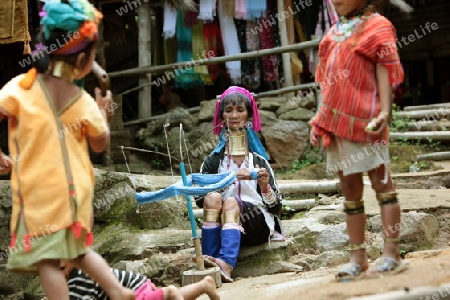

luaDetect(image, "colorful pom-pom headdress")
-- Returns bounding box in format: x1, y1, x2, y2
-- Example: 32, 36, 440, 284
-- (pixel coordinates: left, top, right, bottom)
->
39, 0, 103, 55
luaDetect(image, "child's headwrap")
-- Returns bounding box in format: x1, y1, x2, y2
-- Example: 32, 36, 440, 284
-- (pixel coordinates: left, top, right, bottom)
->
39, 0, 103, 55
211, 86, 269, 160
20, 0, 102, 89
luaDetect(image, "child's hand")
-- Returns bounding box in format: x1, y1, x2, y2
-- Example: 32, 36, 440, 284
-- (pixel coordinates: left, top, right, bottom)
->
366, 112, 389, 135
95, 87, 114, 122
310, 126, 319, 147
0, 153, 12, 175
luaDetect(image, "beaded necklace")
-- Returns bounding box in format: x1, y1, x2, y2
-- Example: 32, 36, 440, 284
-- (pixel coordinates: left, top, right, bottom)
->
332, 14, 365, 42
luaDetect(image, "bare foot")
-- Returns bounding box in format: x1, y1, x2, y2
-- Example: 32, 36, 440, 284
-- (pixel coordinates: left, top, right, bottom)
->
200, 276, 220, 300
206, 256, 232, 278
350, 249, 369, 271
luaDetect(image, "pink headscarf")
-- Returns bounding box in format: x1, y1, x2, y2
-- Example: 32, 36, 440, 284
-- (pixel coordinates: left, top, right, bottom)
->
212, 86, 262, 135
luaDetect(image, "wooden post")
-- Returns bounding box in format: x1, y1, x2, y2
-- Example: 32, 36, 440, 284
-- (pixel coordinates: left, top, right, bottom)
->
96, 3, 110, 167
277, 0, 294, 92
138, 2, 152, 119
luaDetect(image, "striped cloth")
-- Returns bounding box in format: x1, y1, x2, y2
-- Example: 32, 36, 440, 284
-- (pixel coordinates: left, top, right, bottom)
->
311, 13, 404, 146
68, 268, 147, 299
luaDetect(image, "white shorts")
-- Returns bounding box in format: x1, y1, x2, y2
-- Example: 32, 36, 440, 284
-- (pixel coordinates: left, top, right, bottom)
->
326, 136, 390, 176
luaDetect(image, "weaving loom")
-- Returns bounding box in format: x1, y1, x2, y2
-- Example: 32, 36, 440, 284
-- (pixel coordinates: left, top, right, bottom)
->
135, 171, 237, 204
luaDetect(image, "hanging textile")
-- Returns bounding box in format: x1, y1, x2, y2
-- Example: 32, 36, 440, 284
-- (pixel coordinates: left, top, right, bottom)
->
221, 0, 235, 17
198, 0, 217, 21
258, 0, 278, 83
184, 0, 200, 27
175, 10, 203, 89
236, 20, 261, 90
245, 0, 266, 20
163, 1, 177, 39
203, 20, 221, 82
192, 22, 213, 85
235, 0, 246, 19
325, 0, 339, 26
218, 0, 241, 84
309, 0, 336, 73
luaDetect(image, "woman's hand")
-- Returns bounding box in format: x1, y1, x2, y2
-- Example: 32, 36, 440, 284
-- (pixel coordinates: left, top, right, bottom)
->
310, 126, 319, 147
236, 168, 251, 180
256, 164, 270, 192
365, 112, 389, 135
95, 87, 114, 123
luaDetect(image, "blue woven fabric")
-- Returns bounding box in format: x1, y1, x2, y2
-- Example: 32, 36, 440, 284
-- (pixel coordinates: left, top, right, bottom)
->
135, 171, 237, 204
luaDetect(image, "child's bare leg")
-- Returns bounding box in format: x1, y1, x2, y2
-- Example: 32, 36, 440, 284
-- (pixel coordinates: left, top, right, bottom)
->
338, 171, 368, 270
179, 276, 220, 300
368, 165, 401, 261
72, 251, 135, 300
36, 259, 69, 300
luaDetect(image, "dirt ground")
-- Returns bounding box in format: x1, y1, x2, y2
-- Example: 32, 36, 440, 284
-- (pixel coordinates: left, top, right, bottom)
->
198, 161, 450, 300
202, 249, 450, 300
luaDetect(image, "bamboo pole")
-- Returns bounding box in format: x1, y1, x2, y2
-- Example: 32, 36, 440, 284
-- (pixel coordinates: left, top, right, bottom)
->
278, 0, 294, 89
137, 2, 152, 119
389, 131, 450, 141
403, 102, 450, 111
279, 180, 340, 194
417, 151, 450, 161
109, 40, 320, 78
256, 82, 318, 98
395, 109, 450, 120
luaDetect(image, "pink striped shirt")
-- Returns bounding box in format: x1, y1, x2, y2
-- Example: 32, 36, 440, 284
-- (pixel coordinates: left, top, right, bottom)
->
311, 13, 404, 145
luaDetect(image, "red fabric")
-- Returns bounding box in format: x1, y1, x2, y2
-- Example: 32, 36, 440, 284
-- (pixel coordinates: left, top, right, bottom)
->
258, 2, 277, 83
203, 20, 221, 82
85, 232, 94, 247
184, 0, 199, 27
9, 233, 17, 249
135, 280, 164, 300
71, 221, 82, 238
311, 14, 404, 145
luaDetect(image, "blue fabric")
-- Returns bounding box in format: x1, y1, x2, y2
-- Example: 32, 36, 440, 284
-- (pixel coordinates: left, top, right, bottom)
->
211, 128, 269, 160
219, 229, 241, 268
245, 0, 267, 19
249, 169, 259, 180
201, 226, 221, 258
175, 9, 203, 89
135, 171, 237, 205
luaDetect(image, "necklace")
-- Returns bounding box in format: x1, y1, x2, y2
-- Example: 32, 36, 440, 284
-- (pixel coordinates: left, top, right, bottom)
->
51, 61, 78, 82
332, 14, 365, 42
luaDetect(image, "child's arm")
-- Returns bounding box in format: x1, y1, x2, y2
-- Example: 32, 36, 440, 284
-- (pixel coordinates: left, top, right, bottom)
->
366, 65, 392, 134
84, 88, 112, 153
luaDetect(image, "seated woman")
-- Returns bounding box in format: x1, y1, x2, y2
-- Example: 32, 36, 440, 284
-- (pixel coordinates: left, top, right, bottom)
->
196, 86, 287, 283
